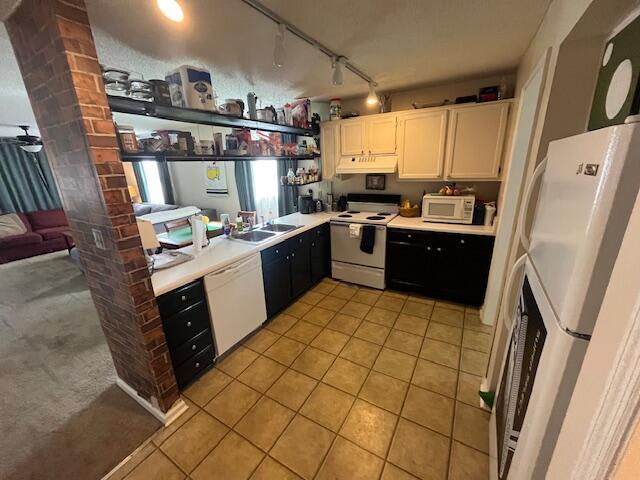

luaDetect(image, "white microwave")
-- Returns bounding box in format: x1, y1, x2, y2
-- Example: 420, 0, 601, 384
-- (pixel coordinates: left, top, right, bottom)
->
422, 194, 475, 224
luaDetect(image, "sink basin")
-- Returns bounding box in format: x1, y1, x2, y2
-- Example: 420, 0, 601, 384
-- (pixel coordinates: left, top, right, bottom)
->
259, 223, 299, 233
230, 230, 277, 243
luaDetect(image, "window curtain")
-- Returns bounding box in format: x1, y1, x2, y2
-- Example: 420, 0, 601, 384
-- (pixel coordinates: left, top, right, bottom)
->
132, 160, 175, 204
235, 161, 256, 212
278, 158, 297, 216
278, 133, 298, 216
0, 141, 61, 213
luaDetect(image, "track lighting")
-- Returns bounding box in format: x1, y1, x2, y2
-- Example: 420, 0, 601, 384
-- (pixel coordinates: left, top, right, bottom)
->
20, 144, 42, 153
332, 57, 344, 85
366, 83, 379, 105
157, 0, 184, 22
273, 23, 286, 68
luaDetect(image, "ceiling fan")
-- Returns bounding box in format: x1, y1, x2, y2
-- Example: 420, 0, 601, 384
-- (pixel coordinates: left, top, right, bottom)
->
2, 125, 43, 153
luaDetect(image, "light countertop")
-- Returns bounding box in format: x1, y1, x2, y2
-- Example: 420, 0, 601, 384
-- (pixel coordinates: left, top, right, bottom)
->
388, 216, 496, 236
151, 212, 332, 296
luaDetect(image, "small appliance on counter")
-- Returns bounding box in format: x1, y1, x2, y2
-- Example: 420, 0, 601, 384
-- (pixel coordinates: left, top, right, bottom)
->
422, 193, 475, 224
297, 194, 315, 214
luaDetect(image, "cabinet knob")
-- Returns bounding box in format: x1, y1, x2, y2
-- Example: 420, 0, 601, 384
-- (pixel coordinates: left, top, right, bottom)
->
460, 239, 465, 244
299, 238, 302, 243
187, 321, 192, 327
426, 246, 431, 251
181, 295, 186, 301
291, 252, 295, 257
437, 247, 442, 252
191, 344, 197, 351
275, 249, 279, 254
286, 256, 289, 260
312, 242, 315, 247
195, 362, 200, 368
407, 234, 412, 238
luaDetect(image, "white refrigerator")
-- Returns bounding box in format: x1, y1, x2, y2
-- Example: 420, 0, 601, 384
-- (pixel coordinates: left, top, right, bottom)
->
490, 122, 640, 479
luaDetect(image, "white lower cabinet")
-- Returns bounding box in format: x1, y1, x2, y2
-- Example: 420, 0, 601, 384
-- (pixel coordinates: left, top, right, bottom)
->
397, 109, 448, 179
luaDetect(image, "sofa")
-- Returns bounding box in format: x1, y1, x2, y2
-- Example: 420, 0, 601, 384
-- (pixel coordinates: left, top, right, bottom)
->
0, 209, 74, 264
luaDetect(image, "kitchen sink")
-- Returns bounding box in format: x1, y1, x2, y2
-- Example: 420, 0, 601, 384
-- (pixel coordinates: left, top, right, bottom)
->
259, 223, 299, 233
230, 230, 277, 243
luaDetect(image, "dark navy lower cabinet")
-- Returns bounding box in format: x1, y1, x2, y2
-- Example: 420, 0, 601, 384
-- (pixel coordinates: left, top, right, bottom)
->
157, 278, 215, 389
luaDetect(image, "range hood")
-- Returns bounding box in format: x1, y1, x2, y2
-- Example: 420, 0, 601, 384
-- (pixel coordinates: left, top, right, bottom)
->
335, 155, 398, 174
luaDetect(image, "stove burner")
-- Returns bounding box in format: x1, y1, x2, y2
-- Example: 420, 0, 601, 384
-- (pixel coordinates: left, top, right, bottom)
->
366, 216, 385, 220
377, 212, 392, 216
347, 210, 360, 214
338, 214, 353, 218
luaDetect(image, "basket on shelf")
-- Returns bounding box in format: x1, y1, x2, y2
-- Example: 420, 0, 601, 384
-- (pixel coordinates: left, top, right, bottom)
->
398, 206, 420, 217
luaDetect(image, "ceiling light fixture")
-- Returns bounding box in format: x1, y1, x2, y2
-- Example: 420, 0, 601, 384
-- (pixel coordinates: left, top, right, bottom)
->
332, 57, 344, 85
157, 0, 184, 22
273, 23, 286, 68
20, 144, 42, 153
366, 83, 379, 105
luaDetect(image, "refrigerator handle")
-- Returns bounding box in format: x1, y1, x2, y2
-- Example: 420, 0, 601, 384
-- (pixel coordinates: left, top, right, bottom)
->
518, 156, 548, 251
500, 254, 527, 330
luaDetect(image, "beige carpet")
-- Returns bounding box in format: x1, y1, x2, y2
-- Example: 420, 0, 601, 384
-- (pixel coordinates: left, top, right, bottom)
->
0, 251, 160, 480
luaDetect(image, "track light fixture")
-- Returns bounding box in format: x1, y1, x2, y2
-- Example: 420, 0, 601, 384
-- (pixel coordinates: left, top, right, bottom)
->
273, 23, 286, 68
366, 83, 379, 105
332, 57, 344, 86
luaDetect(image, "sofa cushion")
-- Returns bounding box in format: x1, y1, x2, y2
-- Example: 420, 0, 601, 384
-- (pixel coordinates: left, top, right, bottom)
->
0, 231, 43, 248
0, 213, 27, 239
36, 227, 71, 241
133, 203, 152, 216
16, 213, 32, 231
25, 209, 68, 230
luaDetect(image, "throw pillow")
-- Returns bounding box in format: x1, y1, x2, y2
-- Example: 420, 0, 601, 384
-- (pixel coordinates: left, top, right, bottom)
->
0, 213, 27, 238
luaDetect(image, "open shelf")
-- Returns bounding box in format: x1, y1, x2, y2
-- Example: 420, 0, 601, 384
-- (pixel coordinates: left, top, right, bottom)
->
120, 152, 320, 163
108, 96, 318, 136
281, 180, 322, 187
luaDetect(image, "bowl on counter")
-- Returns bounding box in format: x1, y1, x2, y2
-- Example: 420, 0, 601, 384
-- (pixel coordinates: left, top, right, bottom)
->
398, 206, 420, 217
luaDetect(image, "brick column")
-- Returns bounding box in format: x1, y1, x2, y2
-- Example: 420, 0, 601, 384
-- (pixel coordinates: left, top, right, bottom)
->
6, 0, 178, 412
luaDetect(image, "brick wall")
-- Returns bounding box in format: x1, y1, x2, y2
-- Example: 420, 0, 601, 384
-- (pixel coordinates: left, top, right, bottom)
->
6, 0, 178, 412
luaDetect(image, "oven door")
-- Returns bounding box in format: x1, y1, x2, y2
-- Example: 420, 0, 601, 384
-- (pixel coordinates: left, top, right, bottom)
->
422, 197, 465, 223
330, 222, 386, 269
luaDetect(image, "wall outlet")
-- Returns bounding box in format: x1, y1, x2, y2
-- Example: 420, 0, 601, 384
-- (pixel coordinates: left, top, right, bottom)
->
92, 228, 105, 250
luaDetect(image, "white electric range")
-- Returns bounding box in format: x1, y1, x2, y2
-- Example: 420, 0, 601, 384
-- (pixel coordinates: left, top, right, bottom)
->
330, 194, 400, 289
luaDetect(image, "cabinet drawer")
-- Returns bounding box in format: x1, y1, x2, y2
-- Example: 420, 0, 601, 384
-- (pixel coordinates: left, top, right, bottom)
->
162, 301, 210, 347
175, 346, 214, 388
261, 241, 290, 265
287, 233, 308, 251
171, 328, 214, 367
307, 225, 328, 240
157, 279, 204, 318
387, 229, 431, 244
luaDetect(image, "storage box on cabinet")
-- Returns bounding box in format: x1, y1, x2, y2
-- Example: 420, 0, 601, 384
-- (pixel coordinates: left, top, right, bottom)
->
157, 278, 215, 388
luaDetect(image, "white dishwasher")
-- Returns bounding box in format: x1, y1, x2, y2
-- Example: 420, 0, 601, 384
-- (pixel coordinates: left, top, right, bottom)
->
204, 253, 267, 356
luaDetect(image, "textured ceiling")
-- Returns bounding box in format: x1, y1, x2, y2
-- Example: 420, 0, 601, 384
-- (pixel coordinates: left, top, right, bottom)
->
0, 0, 551, 136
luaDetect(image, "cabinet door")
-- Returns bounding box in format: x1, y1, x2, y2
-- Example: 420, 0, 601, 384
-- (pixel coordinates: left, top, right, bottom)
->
340, 119, 366, 156
309, 225, 329, 283
455, 234, 495, 306
445, 102, 509, 179
262, 256, 291, 318
320, 122, 339, 180
397, 110, 447, 179
289, 236, 312, 298
366, 115, 396, 154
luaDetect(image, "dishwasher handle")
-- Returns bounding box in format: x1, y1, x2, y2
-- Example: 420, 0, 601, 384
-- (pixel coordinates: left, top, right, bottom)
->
205, 255, 258, 279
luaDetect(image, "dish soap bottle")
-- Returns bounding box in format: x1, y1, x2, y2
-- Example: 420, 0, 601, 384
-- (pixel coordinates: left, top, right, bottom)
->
287, 167, 295, 185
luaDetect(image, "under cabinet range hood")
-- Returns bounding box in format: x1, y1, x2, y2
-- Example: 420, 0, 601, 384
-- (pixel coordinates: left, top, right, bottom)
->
335, 155, 398, 174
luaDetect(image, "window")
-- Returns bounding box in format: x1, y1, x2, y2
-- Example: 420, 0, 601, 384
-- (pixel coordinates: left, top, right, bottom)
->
134, 161, 167, 204
250, 160, 279, 221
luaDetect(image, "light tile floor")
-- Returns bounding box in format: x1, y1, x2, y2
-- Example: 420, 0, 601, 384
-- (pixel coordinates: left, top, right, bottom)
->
110, 278, 492, 480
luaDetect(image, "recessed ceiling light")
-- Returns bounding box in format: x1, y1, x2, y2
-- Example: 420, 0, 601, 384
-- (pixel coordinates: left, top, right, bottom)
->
157, 0, 184, 22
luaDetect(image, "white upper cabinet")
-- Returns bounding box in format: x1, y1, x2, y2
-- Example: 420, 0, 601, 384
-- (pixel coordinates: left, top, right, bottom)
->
320, 121, 339, 180
365, 115, 396, 154
340, 119, 366, 156
339, 114, 396, 156
445, 102, 510, 179
397, 109, 448, 179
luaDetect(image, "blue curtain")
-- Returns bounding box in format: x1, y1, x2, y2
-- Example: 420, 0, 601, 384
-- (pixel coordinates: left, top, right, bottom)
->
235, 161, 256, 211
0, 141, 61, 213
277, 133, 298, 216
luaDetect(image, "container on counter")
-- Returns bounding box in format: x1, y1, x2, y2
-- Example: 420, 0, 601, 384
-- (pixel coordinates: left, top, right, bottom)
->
484, 202, 497, 226
220, 214, 231, 236
329, 98, 342, 120
117, 125, 139, 153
